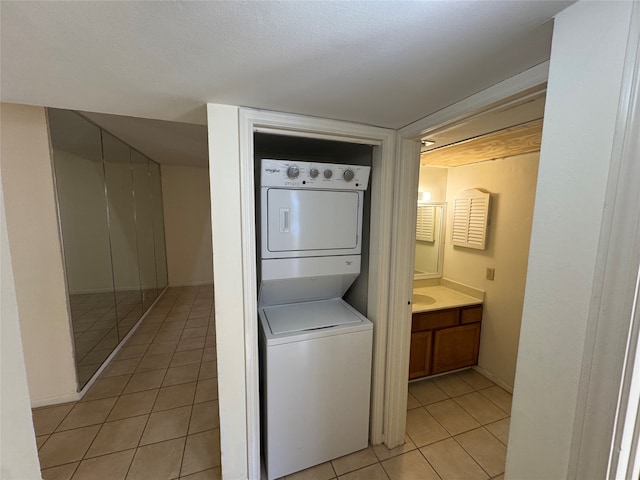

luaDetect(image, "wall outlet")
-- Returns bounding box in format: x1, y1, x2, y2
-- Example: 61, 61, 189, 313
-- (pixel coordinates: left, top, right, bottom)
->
486, 267, 495, 281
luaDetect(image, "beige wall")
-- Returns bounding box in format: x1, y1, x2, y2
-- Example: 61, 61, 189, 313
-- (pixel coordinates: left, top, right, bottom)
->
443, 152, 539, 388
418, 165, 447, 202
161, 164, 213, 286
0, 164, 43, 479
0, 103, 78, 405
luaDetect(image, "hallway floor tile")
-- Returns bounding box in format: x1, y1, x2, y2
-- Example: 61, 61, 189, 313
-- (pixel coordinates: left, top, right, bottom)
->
32, 285, 220, 480
34, 284, 511, 480
280, 370, 512, 480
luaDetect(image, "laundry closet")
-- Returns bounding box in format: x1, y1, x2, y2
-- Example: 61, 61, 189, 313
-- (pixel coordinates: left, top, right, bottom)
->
253, 133, 375, 479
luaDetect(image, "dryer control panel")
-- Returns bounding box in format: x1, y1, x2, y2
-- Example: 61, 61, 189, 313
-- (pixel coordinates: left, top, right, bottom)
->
261, 159, 370, 190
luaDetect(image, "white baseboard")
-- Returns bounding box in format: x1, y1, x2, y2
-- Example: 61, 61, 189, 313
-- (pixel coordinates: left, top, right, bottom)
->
168, 281, 214, 287
408, 365, 514, 394
30, 392, 82, 409
68, 286, 148, 295
408, 366, 470, 384
68, 287, 115, 295
30, 286, 168, 408
472, 365, 514, 393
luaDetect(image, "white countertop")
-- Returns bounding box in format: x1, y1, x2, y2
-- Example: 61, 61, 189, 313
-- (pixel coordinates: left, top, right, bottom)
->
412, 280, 484, 313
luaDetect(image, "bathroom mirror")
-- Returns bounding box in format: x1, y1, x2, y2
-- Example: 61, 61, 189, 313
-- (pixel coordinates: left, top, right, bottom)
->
414, 203, 446, 279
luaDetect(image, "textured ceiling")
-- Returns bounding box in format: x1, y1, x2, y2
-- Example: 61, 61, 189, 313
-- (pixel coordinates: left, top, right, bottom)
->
1, 1, 572, 132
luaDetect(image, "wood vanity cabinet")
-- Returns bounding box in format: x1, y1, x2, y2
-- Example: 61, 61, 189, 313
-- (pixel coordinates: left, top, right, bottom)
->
409, 331, 432, 379
409, 305, 483, 379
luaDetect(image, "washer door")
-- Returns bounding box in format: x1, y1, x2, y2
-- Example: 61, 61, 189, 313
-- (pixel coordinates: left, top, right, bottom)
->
264, 188, 360, 255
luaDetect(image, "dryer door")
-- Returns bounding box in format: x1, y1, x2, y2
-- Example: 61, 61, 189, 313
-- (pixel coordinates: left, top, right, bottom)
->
262, 188, 362, 258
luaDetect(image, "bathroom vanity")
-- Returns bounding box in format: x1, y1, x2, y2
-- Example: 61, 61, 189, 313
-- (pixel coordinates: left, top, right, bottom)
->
409, 281, 484, 379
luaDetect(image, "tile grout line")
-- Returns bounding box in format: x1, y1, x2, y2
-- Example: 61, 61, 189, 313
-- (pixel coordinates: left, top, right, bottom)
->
78, 341, 160, 476
484, 420, 509, 448
50, 376, 128, 477
416, 449, 444, 480
475, 387, 512, 417
402, 373, 510, 480
180, 287, 219, 478
176, 294, 198, 479
450, 430, 497, 479
78, 288, 176, 478
37, 287, 219, 479
333, 371, 510, 480
449, 396, 509, 428
122, 287, 182, 480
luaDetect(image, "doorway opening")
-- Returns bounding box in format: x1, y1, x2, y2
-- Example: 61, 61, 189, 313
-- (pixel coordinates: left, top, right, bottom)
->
383, 77, 548, 477
405, 91, 545, 477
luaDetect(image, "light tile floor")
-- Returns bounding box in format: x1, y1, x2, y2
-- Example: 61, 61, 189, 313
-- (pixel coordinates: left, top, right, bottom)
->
32, 285, 221, 480
280, 369, 511, 480
34, 285, 511, 480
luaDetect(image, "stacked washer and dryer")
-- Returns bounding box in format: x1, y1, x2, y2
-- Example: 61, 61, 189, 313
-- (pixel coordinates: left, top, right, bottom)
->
258, 159, 373, 479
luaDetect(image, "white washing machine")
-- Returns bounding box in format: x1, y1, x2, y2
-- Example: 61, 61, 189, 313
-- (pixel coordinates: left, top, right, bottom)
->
259, 299, 372, 480
258, 159, 373, 479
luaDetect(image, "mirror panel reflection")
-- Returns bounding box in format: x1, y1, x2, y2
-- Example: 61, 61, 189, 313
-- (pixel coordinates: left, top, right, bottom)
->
103, 132, 144, 339
132, 151, 158, 311
48, 109, 168, 390
149, 161, 168, 290
414, 204, 446, 278
49, 109, 118, 387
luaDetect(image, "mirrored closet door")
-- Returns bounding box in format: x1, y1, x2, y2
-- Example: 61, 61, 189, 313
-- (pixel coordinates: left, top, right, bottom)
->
103, 132, 143, 341
48, 109, 168, 389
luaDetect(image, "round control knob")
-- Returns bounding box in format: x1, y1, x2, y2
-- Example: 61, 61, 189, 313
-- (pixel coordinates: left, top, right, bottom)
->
287, 166, 300, 179
343, 169, 355, 182
309, 168, 319, 178
323, 169, 333, 179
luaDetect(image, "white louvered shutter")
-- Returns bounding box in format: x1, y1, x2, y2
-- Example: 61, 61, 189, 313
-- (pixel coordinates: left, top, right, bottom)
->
416, 204, 435, 242
451, 189, 490, 250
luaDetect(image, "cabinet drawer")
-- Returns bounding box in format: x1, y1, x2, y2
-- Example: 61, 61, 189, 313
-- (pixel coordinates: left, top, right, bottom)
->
412, 309, 459, 332
461, 305, 483, 324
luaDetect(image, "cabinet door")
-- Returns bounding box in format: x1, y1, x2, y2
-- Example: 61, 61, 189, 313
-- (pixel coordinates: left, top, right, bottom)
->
432, 323, 481, 374
409, 330, 432, 379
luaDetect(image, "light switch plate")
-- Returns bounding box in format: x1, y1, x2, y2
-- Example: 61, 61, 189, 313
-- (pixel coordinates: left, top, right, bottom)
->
486, 268, 495, 281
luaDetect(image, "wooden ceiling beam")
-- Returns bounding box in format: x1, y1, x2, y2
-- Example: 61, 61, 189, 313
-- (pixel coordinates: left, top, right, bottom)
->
420, 119, 543, 167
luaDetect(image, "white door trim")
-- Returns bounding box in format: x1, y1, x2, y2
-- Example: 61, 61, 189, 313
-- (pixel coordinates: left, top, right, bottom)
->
398, 62, 549, 140
383, 137, 420, 447
567, 6, 640, 477
207, 104, 250, 480
236, 108, 396, 476
384, 63, 550, 447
